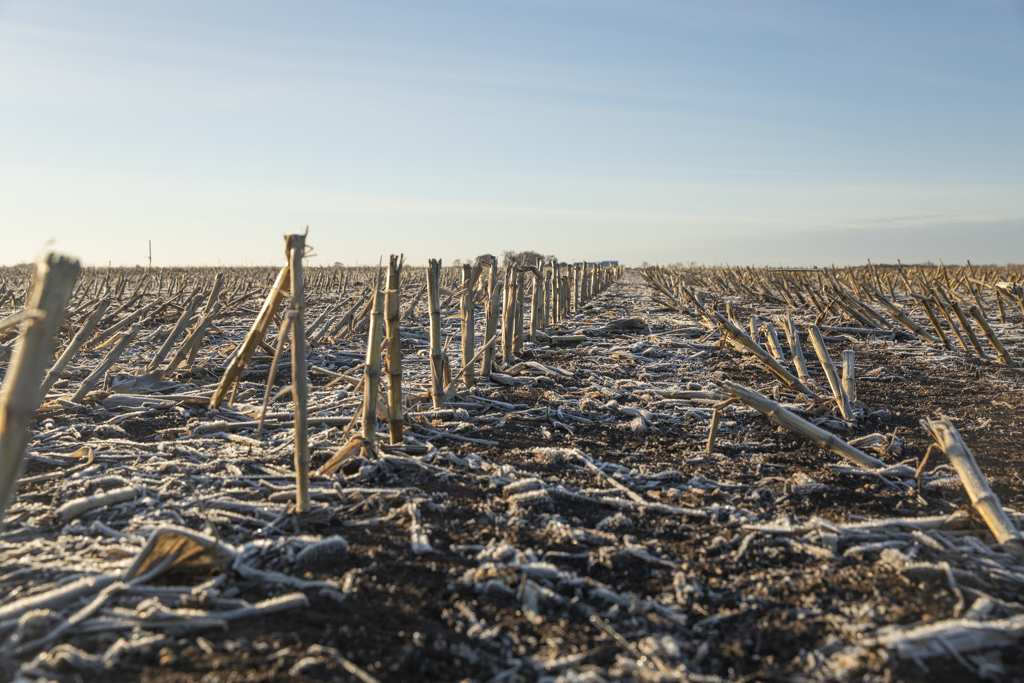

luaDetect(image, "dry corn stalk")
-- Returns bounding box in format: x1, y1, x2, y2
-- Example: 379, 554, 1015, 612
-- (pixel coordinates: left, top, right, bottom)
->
968, 305, 1015, 366
170, 301, 222, 373
1, 253, 81, 525
385, 255, 404, 444
542, 266, 552, 329
764, 321, 786, 361
513, 263, 525, 356
872, 293, 938, 343
286, 234, 310, 513
89, 300, 153, 348
551, 262, 560, 323
782, 311, 811, 384
460, 263, 480, 389
716, 380, 884, 470
529, 265, 542, 341
482, 258, 499, 381
919, 296, 951, 350
444, 334, 498, 403
71, 323, 142, 403
841, 349, 856, 404
807, 325, 856, 421
501, 262, 517, 362
426, 259, 444, 409
706, 398, 738, 455
950, 300, 988, 358
921, 416, 1024, 559
209, 264, 290, 408
712, 311, 814, 396
256, 309, 295, 439
39, 297, 109, 397
362, 274, 385, 458
147, 293, 203, 373
203, 271, 225, 316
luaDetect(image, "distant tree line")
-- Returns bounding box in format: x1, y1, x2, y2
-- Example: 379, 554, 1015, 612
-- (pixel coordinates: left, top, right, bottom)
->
451, 250, 557, 268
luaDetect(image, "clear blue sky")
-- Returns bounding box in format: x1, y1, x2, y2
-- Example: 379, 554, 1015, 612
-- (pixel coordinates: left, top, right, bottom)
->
2, 0, 1022, 267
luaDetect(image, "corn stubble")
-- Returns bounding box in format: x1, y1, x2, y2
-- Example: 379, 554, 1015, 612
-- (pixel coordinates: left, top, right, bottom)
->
0, 254, 80, 523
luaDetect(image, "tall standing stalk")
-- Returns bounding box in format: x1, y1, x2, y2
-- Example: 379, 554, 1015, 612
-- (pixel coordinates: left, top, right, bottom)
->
560, 273, 569, 320
543, 266, 552, 329
426, 259, 444, 409
513, 262, 525, 356
363, 272, 385, 456
529, 266, 541, 342
385, 255, 404, 444
1, 254, 81, 526
286, 234, 310, 514
501, 262, 518, 362
551, 262, 560, 324
572, 264, 581, 312
460, 263, 480, 389
481, 258, 499, 381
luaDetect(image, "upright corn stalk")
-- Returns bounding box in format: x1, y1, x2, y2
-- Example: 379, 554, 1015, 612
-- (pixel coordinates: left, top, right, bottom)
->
1, 253, 81, 525
362, 272, 385, 456
572, 264, 581, 311
551, 262, 560, 324
460, 263, 481, 389
807, 325, 856, 421
385, 255, 404, 444
543, 266, 552, 329
528, 264, 542, 342
501, 262, 518, 362
841, 349, 857, 404
581, 262, 590, 304
513, 263, 525, 356
482, 258, 499, 381
426, 259, 444, 409
286, 234, 310, 513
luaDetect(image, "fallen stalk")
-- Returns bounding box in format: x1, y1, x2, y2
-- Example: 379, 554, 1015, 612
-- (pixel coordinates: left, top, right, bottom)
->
715, 380, 884, 470
921, 416, 1024, 559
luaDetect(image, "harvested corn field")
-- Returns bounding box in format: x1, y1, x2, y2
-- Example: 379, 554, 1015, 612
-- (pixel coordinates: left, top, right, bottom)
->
3, 248, 1024, 682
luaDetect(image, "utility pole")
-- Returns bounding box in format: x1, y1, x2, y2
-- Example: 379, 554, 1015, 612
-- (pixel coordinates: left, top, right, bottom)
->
148, 241, 152, 271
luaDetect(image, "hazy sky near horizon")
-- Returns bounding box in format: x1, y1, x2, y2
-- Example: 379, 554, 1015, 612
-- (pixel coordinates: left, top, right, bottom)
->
1, 0, 1023, 267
